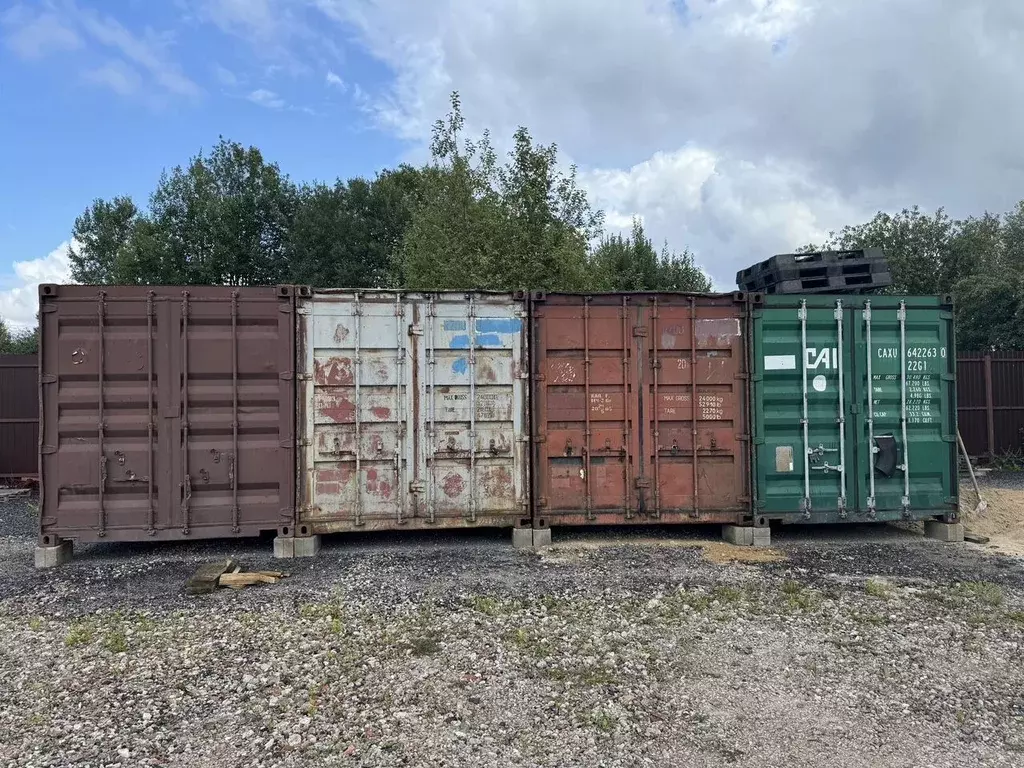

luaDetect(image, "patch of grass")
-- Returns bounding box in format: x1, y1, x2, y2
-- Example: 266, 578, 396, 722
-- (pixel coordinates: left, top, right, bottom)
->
27, 713, 46, 727
508, 627, 530, 648
853, 612, 890, 627
28, 617, 43, 631
307, 685, 321, 717
469, 595, 501, 616
65, 623, 95, 648
329, 617, 343, 635
580, 668, 618, 686
781, 579, 803, 595
780, 581, 821, 612
299, 602, 344, 621
590, 710, 618, 733
712, 586, 743, 604
407, 633, 441, 657
103, 629, 128, 654
865, 578, 892, 599
957, 582, 1004, 607
1005, 610, 1024, 625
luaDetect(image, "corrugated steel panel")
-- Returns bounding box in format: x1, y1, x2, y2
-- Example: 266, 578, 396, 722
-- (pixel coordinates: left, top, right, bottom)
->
39, 285, 296, 544
530, 292, 750, 527
297, 291, 529, 533
0, 354, 39, 479
957, 351, 1024, 457
751, 294, 958, 524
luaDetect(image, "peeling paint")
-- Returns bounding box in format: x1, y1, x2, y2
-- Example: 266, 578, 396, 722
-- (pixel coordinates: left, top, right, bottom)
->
314, 356, 354, 386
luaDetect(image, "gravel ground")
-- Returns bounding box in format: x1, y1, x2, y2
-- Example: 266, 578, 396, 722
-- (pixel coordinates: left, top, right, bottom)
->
2, 492, 1023, 767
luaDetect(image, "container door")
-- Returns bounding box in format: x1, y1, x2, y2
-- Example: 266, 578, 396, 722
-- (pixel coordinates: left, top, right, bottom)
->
302, 293, 416, 530
421, 295, 527, 524
754, 299, 854, 518
851, 300, 957, 517
532, 296, 641, 524
642, 296, 748, 522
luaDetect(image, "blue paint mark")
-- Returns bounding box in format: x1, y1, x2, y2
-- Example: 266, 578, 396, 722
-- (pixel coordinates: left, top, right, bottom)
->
452, 358, 468, 375
475, 317, 522, 334
450, 333, 505, 349
443, 320, 467, 331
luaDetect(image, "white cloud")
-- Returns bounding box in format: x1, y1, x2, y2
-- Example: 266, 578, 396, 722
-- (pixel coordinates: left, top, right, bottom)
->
2, 2, 200, 100
84, 60, 144, 97
1, 4, 82, 59
325, 70, 346, 90
213, 63, 239, 86
305, 0, 1024, 286
247, 88, 286, 109
0, 241, 74, 330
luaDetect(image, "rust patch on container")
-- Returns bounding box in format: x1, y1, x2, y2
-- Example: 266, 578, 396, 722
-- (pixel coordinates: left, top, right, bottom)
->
314, 356, 354, 386
318, 393, 356, 423
371, 406, 391, 420
442, 472, 465, 498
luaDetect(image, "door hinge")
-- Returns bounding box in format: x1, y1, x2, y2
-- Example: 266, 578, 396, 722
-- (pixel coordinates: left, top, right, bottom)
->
632, 326, 648, 337
409, 324, 423, 336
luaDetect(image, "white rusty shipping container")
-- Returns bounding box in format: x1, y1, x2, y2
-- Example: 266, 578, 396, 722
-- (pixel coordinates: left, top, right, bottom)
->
296, 291, 530, 533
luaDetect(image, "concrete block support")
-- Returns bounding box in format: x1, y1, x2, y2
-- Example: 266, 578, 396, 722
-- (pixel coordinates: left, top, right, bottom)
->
274, 535, 322, 558
512, 528, 534, 550
752, 527, 772, 548
924, 521, 964, 543
722, 525, 753, 546
512, 527, 552, 551
35, 540, 73, 569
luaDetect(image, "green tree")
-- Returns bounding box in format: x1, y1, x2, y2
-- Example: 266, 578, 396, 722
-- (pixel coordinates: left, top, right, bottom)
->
403, 93, 600, 291
589, 218, 711, 292
69, 196, 142, 284
0, 319, 38, 354
289, 165, 426, 289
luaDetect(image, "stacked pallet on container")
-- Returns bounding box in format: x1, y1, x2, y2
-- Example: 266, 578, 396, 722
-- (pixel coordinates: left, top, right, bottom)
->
293, 290, 530, 543
737, 248, 891, 295
529, 292, 752, 529
749, 293, 959, 526
36, 285, 297, 567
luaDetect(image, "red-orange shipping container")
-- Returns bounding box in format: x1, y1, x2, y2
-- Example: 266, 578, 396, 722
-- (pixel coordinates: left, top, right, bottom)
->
530, 292, 751, 527
38, 285, 297, 547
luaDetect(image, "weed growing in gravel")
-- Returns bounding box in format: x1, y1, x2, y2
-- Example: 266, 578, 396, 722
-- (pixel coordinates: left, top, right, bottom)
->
590, 710, 618, 732
65, 623, 95, 648
469, 596, 501, 616
103, 630, 128, 654
1005, 610, 1024, 625
712, 586, 743, 604
406, 633, 441, 657
957, 582, 1004, 607
865, 578, 892, 599
509, 627, 529, 647
781, 579, 803, 595
780, 582, 821, 612
28, 617, 42, 631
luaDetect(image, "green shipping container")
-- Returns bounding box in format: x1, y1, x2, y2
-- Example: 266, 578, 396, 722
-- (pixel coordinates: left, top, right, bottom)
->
751, 294, 958, 524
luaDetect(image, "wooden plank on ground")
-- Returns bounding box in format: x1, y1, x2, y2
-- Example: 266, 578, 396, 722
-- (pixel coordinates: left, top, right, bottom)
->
185, 558, 240, 595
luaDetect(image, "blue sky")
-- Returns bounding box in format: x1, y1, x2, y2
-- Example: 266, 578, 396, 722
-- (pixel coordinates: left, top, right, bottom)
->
0, 1, 406, 282
2, 1, 1023, 327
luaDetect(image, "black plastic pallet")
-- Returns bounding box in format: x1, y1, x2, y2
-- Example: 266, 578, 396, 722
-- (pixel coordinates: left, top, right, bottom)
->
740, 260, 890, 292
760, 270, 893, 295
737, 248, 885, 287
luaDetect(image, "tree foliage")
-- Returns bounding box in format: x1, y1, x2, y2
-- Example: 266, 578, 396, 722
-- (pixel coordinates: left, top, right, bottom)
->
0, 319, 38, 355
817, 205, 1024, 350
589, 219, 711, 292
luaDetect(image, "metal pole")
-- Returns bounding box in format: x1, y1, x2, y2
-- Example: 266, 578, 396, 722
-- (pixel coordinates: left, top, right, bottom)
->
835, 299, 847, 518
468, 294, 477, 523
799, 299, 811, 517
865, 302, 876, 516
898, 300, 910, 515
354, 294, 363, 526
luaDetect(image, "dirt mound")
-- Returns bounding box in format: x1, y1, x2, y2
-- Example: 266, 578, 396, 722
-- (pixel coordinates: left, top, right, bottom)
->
961, 485, 1024, 556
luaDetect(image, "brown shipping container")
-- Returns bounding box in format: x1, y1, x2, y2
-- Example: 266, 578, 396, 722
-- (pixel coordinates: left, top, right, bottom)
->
0, 354, 39, 479
296, 290, 529, 533
531, 292, 751, 527
39, 285, 297, 544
